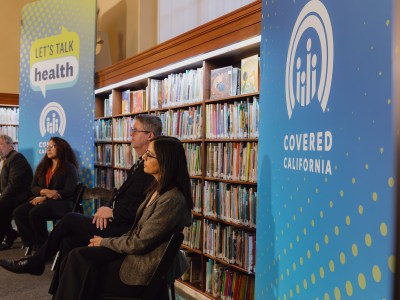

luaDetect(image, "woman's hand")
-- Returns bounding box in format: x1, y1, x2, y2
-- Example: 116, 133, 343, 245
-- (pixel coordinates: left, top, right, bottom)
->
30, 196, 46, 206
89, 235, 103, 247
40, 189, 61, 199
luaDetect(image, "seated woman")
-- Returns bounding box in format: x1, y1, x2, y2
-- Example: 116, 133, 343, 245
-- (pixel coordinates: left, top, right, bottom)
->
13, 136, 79, 251
52, 136, 192, 300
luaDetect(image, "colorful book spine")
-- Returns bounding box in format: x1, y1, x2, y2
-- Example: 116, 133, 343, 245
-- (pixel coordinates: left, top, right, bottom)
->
205, 97, 259, 139
203, 220, 256, 273
206, 142, 258, 182
121, 89, 131, 114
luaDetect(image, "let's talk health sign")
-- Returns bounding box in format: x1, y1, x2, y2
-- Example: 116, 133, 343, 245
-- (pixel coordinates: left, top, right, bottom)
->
30, 27, 79, 97
19, 0, 96, 187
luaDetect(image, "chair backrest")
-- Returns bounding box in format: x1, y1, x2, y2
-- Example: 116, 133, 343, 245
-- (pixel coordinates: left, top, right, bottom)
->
97, 232, 184, 300
83, 186, 113, 202
71, 183, 86, 213
140, 231, 185, 300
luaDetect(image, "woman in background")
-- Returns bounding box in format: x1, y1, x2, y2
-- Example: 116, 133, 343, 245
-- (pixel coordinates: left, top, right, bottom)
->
13, 136, 79, 251
53, 136, 192, 300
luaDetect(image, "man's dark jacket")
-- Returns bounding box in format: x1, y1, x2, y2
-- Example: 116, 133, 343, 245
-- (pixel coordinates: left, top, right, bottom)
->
0, 150, 33, 203
105, 159, 154, 234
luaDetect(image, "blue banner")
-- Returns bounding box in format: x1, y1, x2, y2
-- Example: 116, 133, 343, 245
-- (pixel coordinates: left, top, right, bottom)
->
19, 0, 96, 186
257, 0, 396, 299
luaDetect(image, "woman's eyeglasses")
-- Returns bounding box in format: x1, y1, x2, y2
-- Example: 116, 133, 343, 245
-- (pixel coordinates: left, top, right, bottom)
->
46, 145, 56, 149
143, 149, 157, 159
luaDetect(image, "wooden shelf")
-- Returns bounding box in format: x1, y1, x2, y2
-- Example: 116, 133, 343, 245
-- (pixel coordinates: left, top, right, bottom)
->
203, 253, 255, 276
0, 94, 19, 106
203, 215, 256, 232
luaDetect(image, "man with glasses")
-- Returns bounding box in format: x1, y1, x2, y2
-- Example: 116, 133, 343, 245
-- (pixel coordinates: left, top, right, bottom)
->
0, 115, 163, 287
0, 134, 33, 250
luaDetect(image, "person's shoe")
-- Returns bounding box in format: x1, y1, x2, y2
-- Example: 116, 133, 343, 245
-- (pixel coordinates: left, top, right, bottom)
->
0, 256, 45, 275
0, 233, 18, 251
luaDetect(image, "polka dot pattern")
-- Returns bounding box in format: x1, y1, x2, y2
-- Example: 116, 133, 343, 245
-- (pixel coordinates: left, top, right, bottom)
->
257, 1, 396, 299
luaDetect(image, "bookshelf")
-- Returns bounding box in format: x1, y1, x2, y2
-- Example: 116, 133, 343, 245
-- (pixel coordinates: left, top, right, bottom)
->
0, 103, 19, 150
94, 2, 261, 299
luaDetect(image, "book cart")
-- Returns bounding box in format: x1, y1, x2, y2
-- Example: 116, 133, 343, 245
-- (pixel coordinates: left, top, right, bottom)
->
94, 2, 261, 299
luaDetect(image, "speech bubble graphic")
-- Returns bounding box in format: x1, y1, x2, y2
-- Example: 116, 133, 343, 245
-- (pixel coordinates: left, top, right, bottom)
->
30, 27, 80, 97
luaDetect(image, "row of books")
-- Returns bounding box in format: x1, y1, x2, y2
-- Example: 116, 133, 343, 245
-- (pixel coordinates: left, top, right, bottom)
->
210, 54, 259, 100
113, 117, 133, 141
114, 143, 137, 169
95, 144, 112, 166
183, 218, 202, 250
205, 97, 260, 139
203, 220, 256, 273
121, 89, 148, 115
95, 119, 112, 142
206, 142, 258, 182
0, 126, 18, 141
205, 259, 255, 300
0, 107, 19, 124
94, 167, 113, 190
149, 68, 203, 109
104, 94, 113, 117
99, 55, 258, 116
157, 106, 202, 139
204, 181, 257, 228
191, 179, 202, 213
182, 143, 202, 176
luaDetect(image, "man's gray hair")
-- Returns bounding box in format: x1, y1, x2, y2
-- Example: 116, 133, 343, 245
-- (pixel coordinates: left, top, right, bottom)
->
0, 134, 14, 145
135, 114, 163, 137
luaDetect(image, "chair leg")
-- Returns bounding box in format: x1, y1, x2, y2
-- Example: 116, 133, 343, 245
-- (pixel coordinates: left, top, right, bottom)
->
24, 246, 32, 256
51, 251, 60, 271
170, 282, 176, 300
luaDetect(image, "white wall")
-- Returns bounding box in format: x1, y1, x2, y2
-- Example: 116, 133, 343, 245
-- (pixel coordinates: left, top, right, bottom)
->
158, 0, 255, 43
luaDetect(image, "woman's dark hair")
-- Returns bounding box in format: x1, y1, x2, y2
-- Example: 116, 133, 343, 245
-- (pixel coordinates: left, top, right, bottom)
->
150, 136, 193, 210
35, 137, 79, 177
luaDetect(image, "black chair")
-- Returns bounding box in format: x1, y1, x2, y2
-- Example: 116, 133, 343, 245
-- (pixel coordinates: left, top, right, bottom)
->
98, 231, 185, 300
71, 183, 86, 213
24, 183, 87, 257
50, 185, 113, 271
48, 183, 86, 270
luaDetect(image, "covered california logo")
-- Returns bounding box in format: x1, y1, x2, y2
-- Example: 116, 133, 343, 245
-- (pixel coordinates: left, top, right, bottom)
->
39, 102, 66, 137
285, 0, 334, 119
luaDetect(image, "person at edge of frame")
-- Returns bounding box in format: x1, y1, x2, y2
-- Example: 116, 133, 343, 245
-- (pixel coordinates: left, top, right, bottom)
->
0, 134, 33, 251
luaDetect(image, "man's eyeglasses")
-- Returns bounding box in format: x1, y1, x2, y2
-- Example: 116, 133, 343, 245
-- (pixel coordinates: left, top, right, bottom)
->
131, 128, 150, 134
143, 149, 157, 159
